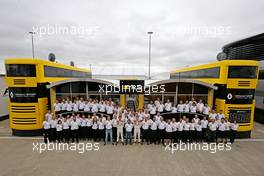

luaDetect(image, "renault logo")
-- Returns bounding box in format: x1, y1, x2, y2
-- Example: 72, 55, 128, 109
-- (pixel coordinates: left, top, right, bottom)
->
227, 93, 233, 100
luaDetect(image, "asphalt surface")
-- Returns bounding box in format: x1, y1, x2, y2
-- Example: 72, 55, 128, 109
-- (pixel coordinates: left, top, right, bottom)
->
0, 119, 264, 176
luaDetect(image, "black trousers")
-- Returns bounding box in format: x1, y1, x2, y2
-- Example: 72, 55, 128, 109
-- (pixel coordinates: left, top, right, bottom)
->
112, 127, 117, 142
196, 131, 202, 142
202, 128, 208, 141
63, 129, 70, 143
190, 130, 196, 143
92, 129, 98, 141
71, 129, 79, 143
230, 130, 237, 143
177, 131, 183, 142
50, 128, 57, 142
86, 126, 92, 139
98, 129, 105, 141
80, 126, 86, 139
209, 130, 216, 142
142, 129, 149, 143
57, 131, 63, 142
173, 131, 178, 143
183, 130, 190, 142
158, 129, 165, 144
150, 130, 157, 143
43, 129, 50, 143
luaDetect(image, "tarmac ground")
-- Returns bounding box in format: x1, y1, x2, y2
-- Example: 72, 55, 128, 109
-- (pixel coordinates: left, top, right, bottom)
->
0, 119, 264, 176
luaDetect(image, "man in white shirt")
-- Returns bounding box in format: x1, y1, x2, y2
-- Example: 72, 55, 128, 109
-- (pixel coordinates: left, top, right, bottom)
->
196, 99, 204, 113
164, 99, 172, 112
104, 116, 113, 145
125, 119, 133, 145
158, 117, 166, 145
209, 110, 217, 120
84, 101, 90, 113
217, 110, 225, 120
99, 101, 106, 114
201, 116, 208, 141
91, 101, 99, 113
190, 103, 197, 113
73, 100, 79, 112
150, 118, 158, 144
203, 104, 210, 115
208, 119, 218, 142
217, 118, 227, 143
62, 117, 70, 143
133, 116, 141, 143
154, 98, 161, 108
149, 104, 157, 118
42, 117, 51, 143
177, 118, 184, 142
66, 101, 73, 112
116, 115, 124, 145
61, 99, 67, 114
142, 117, 151, 145
106, 103, 114, 118
183, 101, 190, 113
79, 98, 85, 111
177, 100, 184, 113
230, 121, 239, 143
50, 118, 57, 142
45, 110, 53, 122
157, 103, 164, 113
70, 117, 79, 143
54, 100, 61, 115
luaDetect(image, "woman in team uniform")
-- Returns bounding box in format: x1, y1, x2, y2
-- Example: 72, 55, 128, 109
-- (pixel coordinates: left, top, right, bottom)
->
62, 116, 70, 143
92, 116, 98, 142
80, 115, 87, 140
56, 120, 63, 143
158, 117, 166, 145
42, 117, 51, 143
86, 115, 93, 140
183, 118, 190, 143
195, 120, 203, 142
217, 118, 226, 143
150, 118, 158, 144
165, 119, 173, 146
189, 119, 196, 143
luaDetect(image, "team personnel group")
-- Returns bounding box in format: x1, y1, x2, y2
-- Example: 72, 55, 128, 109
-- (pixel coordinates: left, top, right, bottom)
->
43, 97, 239, 145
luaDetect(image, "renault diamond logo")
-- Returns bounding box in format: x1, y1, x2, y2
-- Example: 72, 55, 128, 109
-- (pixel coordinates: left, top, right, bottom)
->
227, 93, 232, 100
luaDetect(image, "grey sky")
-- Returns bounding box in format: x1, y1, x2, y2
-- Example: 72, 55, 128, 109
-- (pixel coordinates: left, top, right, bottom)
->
0, 0, 263, 75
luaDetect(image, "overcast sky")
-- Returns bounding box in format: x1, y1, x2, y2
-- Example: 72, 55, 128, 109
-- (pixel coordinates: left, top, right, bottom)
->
0, 0, 263, 75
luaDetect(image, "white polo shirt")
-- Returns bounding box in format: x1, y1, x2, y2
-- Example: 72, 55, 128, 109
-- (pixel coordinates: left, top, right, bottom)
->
177, 104, 184, 112
105, 120, 112, 129
62, 121, 70, 129
164, 102, 172, 111
208, 122, 218, 131
158, 121, 166, 130
125, 124, 133, 132
71, 121, 79, 130
183, 104, 190, 112
165, 123, 172, 133
157, 104, 164, 112
54, 103, 61, 112
190, 106, 197, 113
201, 119, 208, 128
43, 121, 51, 129
142, 121, 150, 130
56, 124, 63, 131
